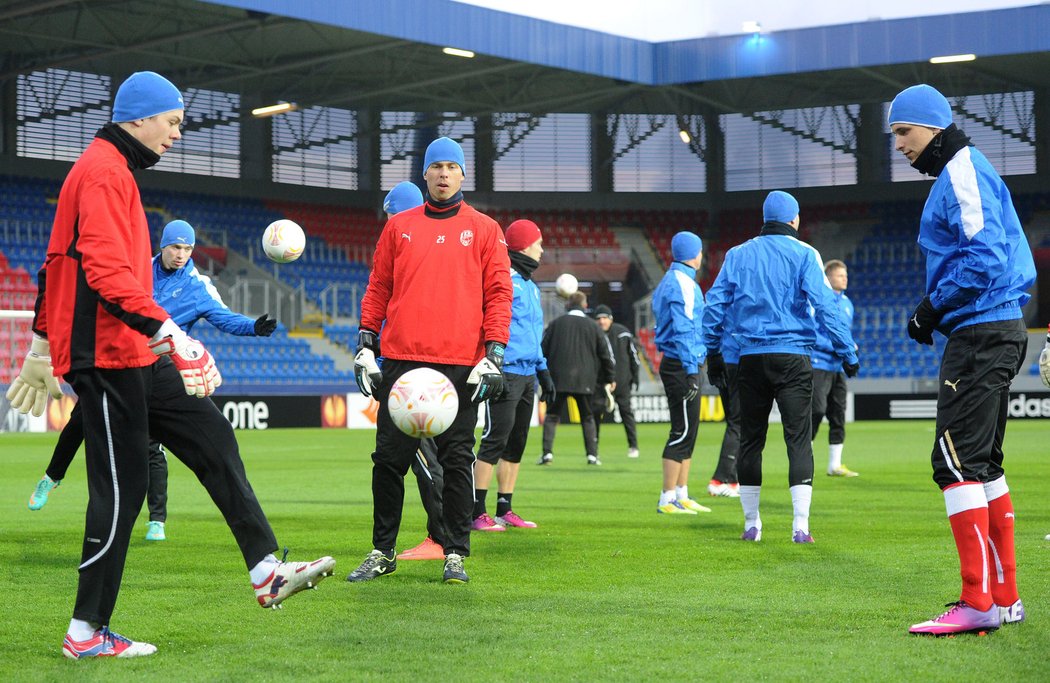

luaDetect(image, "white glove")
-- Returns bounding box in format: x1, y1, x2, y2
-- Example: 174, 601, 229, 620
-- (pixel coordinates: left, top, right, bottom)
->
468, 358, 504, 403
1040, 335, 1050, 389
354, 347, 383, 398
5, 334, 63, 417
148, 319, 222, 398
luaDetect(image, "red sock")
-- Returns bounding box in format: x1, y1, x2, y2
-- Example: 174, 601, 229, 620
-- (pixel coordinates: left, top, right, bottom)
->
986, 491, 1019, 606
944, 484, 992, 610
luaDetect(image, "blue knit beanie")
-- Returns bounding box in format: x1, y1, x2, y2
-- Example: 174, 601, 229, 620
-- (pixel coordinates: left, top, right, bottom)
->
671, 231, 703, 262
383, 181, 424, 215
423, 137, 466, 177
888, 84, 953, 129
113, 71, 184, 123
763, 191, 800, 224
160, 220, 195, 248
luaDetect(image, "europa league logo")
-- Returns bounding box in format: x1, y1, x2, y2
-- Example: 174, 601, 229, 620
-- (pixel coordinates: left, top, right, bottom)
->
47, 394, 77, 431
321, 394, 347, 428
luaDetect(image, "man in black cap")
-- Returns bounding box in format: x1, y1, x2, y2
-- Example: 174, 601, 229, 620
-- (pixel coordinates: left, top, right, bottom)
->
591, 304, 641, 458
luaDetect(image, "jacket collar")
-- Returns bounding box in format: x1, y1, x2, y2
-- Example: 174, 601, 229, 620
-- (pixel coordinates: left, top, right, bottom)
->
759, 221, 796, 237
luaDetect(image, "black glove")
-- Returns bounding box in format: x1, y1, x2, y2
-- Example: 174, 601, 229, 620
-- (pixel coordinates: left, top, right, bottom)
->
706, 352, 727, 391
842, 360, 860, 378
907, 296, 941, 346
353, 329, 383, 397
685, 373, 700, 402
254, 314, 277, 337
537, 368, 556, 404
631, 378, 639, 392
468, 341, 506, 403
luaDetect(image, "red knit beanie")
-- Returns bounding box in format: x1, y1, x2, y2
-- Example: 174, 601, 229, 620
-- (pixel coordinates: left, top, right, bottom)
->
505, 219, 542, 251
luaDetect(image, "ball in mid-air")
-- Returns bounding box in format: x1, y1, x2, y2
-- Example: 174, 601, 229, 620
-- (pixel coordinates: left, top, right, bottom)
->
387, 367, 460, 438
555, 273, 578, 298
262, 219, 306, 263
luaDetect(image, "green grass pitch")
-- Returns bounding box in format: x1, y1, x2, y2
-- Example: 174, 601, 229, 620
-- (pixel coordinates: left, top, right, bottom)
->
1, 420, 1047, 681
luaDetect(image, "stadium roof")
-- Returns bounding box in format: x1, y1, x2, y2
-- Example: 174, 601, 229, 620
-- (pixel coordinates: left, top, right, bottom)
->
3, 0, 1050, 117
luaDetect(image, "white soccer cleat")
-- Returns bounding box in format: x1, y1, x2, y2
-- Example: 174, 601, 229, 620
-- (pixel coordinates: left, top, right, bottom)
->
253, 556, 335, 609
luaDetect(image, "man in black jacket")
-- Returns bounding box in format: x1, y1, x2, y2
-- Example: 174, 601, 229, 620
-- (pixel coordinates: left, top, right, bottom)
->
538, 292, 615, 465
591, 305, 641, 458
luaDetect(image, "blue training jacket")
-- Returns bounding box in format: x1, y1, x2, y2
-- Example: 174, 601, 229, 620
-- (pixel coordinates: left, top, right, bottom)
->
812, 290, 854, 372
152, 255, 256, 335
919, 146, 1035, 335
652, 261, 706, 374
702, 225, 858, 365
503, 269, 548, 375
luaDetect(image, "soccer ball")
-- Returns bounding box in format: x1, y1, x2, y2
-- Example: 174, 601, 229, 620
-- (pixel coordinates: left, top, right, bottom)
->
262, 219, 306, 263
387, 368, 460, 438
555, 273, 578, 297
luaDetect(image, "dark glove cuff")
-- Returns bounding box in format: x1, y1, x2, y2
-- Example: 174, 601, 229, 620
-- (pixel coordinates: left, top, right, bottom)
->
358, 328, 380, 353
485, 341, 506, 368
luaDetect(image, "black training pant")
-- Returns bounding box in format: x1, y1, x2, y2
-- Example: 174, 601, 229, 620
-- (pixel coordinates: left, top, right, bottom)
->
659, 356, 699, 462
541, 391, 598, 458
410, 438, 447, 547
371, 359, 477, 557
712, 362, 740, 483
811, 369, 847, 445
737, 353, 814, 487
592, 384, 639, 449
68, 356, 277, 625
45, 401, 170, 523
931, 319, 1027, 489
477, 372, 536, 465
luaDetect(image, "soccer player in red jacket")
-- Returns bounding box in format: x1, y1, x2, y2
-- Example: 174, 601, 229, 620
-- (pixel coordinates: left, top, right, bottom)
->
348, 137, 513, 585
5, 71, 334, 659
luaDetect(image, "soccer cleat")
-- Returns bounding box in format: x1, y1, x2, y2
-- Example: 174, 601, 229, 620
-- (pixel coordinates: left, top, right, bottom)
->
537, 452, 553, 465
658, 500, 697, 515
678, 498, 712, 513
345, 550, 395, 583
909, 601, 1000, 636
397, 536, 445, 561
707, 480, 736, 497
741, 527, 762, 541
998, 599, 1026, 625
145, 520, 166, 541
627, 448, 640, 459
727, 483, 741, 497
62, 626, 157, 659
586, 455, 602, 466
28, 475, 60, 511
255, 555, 335, 607
495, 511, 537, 528
792, 530, 815, 544
471, 513, 506, 532
443, 553, 469, 584
827, 465, 859, 478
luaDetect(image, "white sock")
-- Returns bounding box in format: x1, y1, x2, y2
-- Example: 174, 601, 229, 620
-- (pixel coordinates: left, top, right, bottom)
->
67, 618, 99, 640
790, 484, 812, 533
249, 554, 279, 585
659, 489, 676, 506
739, 485, 761, 530
675, 485, 689, 501
828, 443, 844, 472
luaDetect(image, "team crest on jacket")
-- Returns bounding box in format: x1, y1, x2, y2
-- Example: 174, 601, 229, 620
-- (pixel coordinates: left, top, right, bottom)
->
460, 230, 473, 246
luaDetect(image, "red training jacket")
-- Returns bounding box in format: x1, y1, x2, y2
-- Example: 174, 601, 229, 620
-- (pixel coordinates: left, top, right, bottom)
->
360, 200, 512, 366
34, 136, 168, 375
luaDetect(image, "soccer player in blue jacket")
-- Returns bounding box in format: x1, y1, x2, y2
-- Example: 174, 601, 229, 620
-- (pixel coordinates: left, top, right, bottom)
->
810, 259, 858, 478
27, 220, 277, 543
702, 191, 858, 544
889, 84, 1034, 636
651, 231, 711, 515
473, 219, 555, 530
